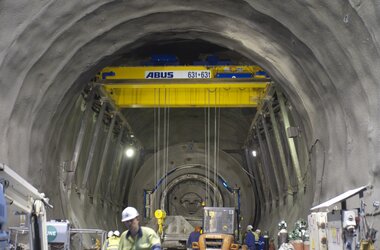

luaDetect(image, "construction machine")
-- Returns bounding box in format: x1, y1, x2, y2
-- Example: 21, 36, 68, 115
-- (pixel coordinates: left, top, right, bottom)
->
193, 207, 239, 250
0, 163, 52, 249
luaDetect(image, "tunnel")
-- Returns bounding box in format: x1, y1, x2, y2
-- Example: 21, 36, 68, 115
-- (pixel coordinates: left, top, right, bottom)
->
1, 0, 380, 248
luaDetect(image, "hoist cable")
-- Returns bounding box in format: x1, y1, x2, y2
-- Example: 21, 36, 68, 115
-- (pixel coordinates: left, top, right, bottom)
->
217, 106, 221, 187
165, 107, 170, 196
204, 107, 208, 206
163, 89, 170, 201
213, 99, 217, 204
207, 93, 211, 206
163, 94, 167, 203
157, 89, 162, 209
153, 89, 158, 208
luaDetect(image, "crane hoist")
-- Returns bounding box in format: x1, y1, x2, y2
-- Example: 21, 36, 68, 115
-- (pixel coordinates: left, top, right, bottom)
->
96, 65, 271, 108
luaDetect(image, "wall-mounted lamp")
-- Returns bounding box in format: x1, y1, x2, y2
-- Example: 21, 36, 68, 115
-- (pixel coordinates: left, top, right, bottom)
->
251, 150, 257, 157
125, 147, 135, 158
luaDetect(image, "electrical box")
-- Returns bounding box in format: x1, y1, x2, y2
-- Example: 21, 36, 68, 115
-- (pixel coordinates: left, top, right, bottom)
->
326, 211, 344, 249
46, 220, 70, 244
308, 212, 327, 250
326, 210, 357, 250
342, 210, 356, 230
203, 207, 235, 234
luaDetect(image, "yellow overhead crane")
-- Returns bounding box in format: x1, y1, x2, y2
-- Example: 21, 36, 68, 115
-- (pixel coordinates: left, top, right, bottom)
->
96, 65, 271, 108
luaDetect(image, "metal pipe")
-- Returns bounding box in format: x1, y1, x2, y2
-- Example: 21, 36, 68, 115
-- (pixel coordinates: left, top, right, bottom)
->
261, 115, 282, 196
66, 88, 96, 191
256, 126, 276, 205
277, 90, 303, 189
80, 101, 107, 196
268, 103, 293, 193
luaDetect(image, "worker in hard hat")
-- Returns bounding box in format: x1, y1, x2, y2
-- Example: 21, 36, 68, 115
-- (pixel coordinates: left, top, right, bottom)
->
118, 206, 161, 250
243, 225, 252, 247
103, 231, 120, 250
245, 225, 256, 250
277, 220, 288, 247
114, 230, 121, 238
255, 230, 265, 250
253, 229, 260, 242
104, 230, 121, 250
187, 226, 201, 250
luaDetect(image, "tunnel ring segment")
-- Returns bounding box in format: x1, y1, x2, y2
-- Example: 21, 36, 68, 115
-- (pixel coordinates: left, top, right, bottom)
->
159, 173, 223, 213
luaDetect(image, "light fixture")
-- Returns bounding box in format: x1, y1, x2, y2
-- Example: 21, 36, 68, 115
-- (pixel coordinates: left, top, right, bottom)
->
125, 147, 135, 158
251, 150, 257, 157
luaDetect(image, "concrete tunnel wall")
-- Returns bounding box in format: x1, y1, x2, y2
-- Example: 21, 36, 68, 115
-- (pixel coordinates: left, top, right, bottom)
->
0, 0, 380, 246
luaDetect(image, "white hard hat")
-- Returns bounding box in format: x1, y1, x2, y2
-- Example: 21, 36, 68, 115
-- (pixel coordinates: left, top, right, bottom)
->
114, 230, 120, 237
121, 207, 139, 222
247, 225, 253, 231
108, 231, 114, 238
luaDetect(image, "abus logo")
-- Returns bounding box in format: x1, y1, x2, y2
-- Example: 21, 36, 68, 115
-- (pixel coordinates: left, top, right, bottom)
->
146, 72, 174, 79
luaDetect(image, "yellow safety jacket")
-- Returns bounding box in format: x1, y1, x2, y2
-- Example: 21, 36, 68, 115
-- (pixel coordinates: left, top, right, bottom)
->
360, 240, 375, 250
118, 226, 161, 250
103, 236, 120, 250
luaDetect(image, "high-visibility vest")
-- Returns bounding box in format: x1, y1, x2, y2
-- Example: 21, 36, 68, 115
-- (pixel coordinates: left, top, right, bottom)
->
106, 237, 120, 250
360, 240, 375, 250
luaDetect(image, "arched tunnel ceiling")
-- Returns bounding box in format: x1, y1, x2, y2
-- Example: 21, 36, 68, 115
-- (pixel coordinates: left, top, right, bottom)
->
0, 0, 380, 243
110, 38, 254, 66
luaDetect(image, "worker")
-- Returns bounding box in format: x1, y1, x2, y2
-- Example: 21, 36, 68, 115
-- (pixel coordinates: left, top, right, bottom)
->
263, 231, 269, 250
118, 206, 161, 250
277, 220, 288, 247
103, 231, 120, 250
107, 230, 121, 249
243, 225, 253, 245
256, 230, 265, 250
245, 225, 256, 250
108, 231, 114, 239
114, 230, 121, 238
268, 239, 276, 250
187, 226, 201, 249
102, 231, 113, 249
253, 229, 261, 249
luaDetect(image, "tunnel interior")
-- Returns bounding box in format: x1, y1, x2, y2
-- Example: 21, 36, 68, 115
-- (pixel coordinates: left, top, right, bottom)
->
46, 37, 313, 237
1, 0, 380, 248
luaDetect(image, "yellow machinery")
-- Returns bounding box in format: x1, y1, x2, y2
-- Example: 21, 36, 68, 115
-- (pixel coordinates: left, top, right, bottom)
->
96, 65, 271, 108
194, 234, 239, 250
97, 65, 267, 80
154, 209, 166, 236
191, 207, 239, 250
